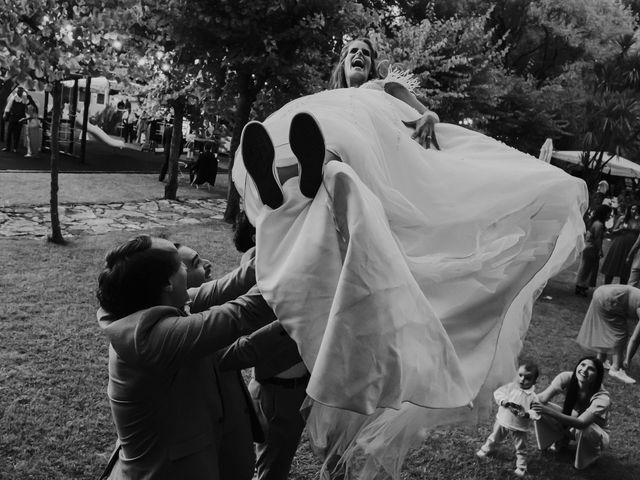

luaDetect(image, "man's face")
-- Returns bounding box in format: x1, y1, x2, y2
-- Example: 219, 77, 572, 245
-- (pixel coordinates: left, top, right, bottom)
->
177, 245, 213, 288
151, 238, 190, 308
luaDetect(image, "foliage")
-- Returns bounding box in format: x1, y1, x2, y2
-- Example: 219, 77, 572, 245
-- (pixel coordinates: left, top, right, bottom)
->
489, 0, 636, 81
578, 34, 640, 188
0, 0, 139, 241
380, 10, 510, 127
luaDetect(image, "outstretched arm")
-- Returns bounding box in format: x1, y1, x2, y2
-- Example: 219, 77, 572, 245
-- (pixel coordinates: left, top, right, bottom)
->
534, 403, 599, 430
383, 81, 440, 150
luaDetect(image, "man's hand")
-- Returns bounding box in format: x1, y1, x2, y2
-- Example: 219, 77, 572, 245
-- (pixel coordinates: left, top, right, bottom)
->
402, 111, 440, 150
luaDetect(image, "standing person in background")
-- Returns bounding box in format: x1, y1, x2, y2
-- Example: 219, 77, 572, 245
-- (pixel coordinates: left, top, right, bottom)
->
2, 86, 26, 153
136, 110, 148, 144
190, 142, 218, 188
575, 205, 612, 297
121, 108, 134, 144
22, 94, 41, 158
576, 284, 640, 384
158, 112, 173, 182
601, 204, 640, 284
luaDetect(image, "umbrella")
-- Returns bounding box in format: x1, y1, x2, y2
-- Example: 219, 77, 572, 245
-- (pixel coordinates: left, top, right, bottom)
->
538, 138, 553, 163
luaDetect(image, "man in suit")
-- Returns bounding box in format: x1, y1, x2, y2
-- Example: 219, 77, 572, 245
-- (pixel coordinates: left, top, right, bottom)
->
227, 217, 311, 480
178, 242, 307, 480
97, 235, 275, 479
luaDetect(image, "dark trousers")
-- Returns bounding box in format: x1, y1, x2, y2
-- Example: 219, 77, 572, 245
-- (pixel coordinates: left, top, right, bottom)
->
5, 120, 22, 150
249, 378, 307, 480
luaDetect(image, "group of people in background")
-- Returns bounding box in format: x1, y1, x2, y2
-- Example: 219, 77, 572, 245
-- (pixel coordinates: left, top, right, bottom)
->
2, 86, 41, 158
574, 179, 640, 385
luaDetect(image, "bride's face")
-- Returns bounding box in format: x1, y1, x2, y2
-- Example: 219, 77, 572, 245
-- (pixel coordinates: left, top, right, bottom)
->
343, 40, 372, 88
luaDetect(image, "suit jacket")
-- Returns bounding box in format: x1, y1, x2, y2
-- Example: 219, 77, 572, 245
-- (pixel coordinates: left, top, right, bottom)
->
98, 261, 274, 480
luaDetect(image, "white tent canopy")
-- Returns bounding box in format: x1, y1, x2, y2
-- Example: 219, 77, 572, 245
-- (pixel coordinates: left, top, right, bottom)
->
552, 150, 640, 178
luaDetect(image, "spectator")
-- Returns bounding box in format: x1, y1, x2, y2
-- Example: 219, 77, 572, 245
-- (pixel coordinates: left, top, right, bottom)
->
190, 142, 218, 188
532, 357, 610, 470
3, 87, 26, 152
575, 205, 611, 297
576, 284, 640, 384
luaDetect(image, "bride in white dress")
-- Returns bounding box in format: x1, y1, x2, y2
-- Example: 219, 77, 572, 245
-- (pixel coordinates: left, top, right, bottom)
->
232, 38, 588, 478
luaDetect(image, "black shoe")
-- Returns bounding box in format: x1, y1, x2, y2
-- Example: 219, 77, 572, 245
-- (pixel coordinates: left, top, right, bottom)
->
574, 286, 588, 297
241, 121, 283, 209
289, 112, 325, 198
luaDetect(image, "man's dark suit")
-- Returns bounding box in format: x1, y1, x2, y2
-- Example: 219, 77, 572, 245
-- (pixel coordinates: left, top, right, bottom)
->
98, 261, 274, 479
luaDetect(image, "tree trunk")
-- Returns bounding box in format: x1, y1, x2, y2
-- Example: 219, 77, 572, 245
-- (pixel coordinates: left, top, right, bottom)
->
223, 72, 262, 224
48, 82, 65, 244
164, 99, 184, 200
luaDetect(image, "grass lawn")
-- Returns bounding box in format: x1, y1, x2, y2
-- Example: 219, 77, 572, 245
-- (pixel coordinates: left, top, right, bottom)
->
1, 221, 639, 479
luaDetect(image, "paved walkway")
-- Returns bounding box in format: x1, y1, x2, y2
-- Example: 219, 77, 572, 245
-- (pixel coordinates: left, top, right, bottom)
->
0, 172, 229, 238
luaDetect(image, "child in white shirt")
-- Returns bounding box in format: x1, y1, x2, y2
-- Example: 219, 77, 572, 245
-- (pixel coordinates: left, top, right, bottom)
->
476, 362, 540, 477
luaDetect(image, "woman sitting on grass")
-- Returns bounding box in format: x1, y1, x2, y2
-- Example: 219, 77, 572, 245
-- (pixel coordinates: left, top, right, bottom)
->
532, 356, 610, 470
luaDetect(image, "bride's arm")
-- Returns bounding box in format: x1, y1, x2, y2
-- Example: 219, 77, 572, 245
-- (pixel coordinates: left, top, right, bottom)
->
383, 81, 440, 150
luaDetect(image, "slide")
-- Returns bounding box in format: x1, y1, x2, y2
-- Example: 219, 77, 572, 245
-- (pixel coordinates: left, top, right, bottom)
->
75, 119, 125, 149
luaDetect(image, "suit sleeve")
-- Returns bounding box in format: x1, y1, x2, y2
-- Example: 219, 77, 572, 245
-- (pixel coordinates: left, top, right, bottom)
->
138, 286, 275, 371
217, 320, 301, 372
189, 259, 256, 312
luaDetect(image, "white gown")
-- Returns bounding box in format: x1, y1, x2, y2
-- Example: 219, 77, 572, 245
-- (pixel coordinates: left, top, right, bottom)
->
233, 85, 587, 478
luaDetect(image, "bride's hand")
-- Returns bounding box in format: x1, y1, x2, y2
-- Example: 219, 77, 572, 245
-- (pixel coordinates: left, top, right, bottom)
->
403, 111, 440, 150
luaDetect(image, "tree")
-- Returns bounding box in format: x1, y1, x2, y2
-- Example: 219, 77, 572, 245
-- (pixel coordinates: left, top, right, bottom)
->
579, 34, 640, 189
177, 0, 378, 223
0, 0, 138, 243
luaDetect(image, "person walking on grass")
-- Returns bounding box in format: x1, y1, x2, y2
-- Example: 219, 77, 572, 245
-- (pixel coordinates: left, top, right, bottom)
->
476, 362, 541, 477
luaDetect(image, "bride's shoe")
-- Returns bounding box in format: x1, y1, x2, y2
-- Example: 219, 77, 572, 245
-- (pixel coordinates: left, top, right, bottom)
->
289, 112, 325, 198
241, 121, 283, 209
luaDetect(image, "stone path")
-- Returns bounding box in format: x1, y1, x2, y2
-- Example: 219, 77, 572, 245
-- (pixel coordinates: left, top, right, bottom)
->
0, 198, 227, 238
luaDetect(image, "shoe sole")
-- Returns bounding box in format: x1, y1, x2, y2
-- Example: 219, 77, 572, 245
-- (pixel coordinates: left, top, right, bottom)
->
241, 121, 283, 209
289, 112, 325, 198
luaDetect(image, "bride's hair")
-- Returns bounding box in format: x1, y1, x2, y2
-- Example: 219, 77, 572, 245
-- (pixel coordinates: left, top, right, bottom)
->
328, 37, 379, 90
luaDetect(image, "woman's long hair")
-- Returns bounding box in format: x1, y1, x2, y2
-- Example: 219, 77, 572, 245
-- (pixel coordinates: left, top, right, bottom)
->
328, 37, 379, 90
588, 204, 611, 229
562, 356, 604, 415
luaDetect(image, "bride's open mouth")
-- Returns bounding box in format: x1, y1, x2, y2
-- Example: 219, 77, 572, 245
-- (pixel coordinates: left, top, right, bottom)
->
351, 58, 365, 69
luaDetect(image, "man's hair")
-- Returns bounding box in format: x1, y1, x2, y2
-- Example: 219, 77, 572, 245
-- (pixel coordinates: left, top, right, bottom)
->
97, 235, 181, 318
519, 360, 539, 381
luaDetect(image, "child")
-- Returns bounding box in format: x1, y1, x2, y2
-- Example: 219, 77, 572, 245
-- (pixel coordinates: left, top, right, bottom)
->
476, 362, 540, 477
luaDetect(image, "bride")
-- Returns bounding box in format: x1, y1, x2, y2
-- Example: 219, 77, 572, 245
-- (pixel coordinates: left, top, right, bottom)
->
232, 37, 587, 478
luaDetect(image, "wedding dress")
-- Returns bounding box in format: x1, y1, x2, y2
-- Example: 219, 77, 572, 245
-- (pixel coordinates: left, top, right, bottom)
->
232, 85, 587, 478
